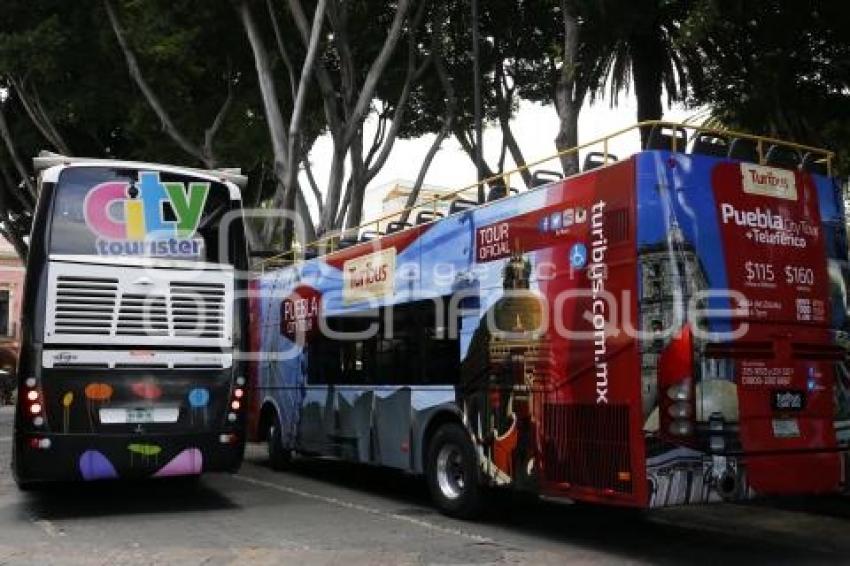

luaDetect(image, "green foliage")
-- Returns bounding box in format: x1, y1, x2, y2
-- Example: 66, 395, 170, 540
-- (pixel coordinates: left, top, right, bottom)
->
1, 0, 849, 259
684, 0, 850, 172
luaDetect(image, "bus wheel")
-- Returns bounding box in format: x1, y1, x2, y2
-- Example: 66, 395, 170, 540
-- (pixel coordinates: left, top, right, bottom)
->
267, 417, 292, 471
15, 479, 39, 492
426, 423, 483, 519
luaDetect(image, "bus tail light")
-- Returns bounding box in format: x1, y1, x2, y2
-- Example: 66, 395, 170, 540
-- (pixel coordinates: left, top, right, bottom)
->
23, 377, 46, 427
659, 325, 696, 444
226, 377, 246, 425
28, 437, 51, 450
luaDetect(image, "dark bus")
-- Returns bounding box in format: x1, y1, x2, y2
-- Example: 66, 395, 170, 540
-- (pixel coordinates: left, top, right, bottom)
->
13, 154, 248, 487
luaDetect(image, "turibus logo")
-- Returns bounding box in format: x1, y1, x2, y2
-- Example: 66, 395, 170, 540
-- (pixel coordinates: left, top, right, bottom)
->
740, 163, 797, 201
84, 171, 209, 258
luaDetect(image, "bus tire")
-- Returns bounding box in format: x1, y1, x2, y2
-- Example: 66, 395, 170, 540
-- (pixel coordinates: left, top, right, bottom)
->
267, 414, 292, 471
425, 422, 483, 519
15, 479, 39, 492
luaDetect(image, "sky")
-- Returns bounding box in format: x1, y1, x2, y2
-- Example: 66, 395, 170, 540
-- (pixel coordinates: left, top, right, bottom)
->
300, 94, 701, 224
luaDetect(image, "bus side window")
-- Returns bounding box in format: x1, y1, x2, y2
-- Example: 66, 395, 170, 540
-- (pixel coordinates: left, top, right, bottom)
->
423, 299, 460, 385
308, 299, 461, 387
375, 298, 459, 386
308, 312, 377, 385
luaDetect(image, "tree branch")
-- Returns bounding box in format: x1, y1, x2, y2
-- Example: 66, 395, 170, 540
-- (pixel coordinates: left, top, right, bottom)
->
363, 106, 389, 171
495, 63, 532, 188
237, 0, 295, 247
0, 105, 36, 199
301, 153, 323, 218
362, 1, 432, 185
281, 0, 329, 248
288, 0, 342, 134
104, 0, 212, 167
10, 77, 70, 155
267, 0, 298, 105
202, 74, 234, 165
342, 0, 412, 147
399, 13, 455, 224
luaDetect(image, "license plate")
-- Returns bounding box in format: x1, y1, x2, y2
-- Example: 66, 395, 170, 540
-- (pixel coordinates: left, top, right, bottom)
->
127, 408, 154, 424
100, 407, 179, 424
772, 418, 800, 438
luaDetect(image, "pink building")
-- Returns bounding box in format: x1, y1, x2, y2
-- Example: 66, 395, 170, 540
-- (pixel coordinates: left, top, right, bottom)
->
0, 238, 24, 375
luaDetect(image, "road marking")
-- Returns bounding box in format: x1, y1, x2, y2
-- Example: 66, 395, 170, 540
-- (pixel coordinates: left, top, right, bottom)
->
0, 437, 11, 443
233, 474, 495, 544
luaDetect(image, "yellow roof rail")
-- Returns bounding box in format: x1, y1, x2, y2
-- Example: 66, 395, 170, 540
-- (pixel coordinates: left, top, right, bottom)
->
255, 120, 834, 271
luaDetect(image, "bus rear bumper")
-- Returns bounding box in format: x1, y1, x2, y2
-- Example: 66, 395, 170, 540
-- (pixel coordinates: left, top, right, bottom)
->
12, 431, 245, 484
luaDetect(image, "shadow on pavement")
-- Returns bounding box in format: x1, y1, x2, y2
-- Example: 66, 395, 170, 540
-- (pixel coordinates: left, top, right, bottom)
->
750, 493, 850, 520
17, 477, 238, 521
253, 453, 849, 565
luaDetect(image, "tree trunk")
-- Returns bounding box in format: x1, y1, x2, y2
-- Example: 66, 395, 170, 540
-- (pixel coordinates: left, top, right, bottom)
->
553, 0, 582, 176
237, 0, 300, 250
554, 101, 580, 175
322, 147, 345, 231
631, 29, 665, 148
345, 129, 367, 231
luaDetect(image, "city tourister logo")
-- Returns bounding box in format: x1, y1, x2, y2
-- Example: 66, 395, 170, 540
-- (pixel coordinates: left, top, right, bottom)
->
84, 171, 209, 258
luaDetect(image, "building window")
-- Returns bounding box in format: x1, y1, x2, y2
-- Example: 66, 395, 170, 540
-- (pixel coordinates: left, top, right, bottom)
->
0, 290, 9, 337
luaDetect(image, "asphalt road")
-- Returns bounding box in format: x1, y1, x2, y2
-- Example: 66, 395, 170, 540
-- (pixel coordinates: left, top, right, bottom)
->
1, 407, 850, 565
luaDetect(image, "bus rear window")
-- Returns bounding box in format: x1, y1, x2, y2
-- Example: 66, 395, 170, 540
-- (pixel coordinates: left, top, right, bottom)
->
49, 167, 233, 263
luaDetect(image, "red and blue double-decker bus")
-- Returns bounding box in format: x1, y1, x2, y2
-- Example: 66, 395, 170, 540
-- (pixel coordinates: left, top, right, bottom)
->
248, 122, 848, 517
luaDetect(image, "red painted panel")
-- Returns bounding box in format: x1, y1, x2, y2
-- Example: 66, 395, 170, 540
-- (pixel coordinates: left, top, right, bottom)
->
712, 163, 839, 493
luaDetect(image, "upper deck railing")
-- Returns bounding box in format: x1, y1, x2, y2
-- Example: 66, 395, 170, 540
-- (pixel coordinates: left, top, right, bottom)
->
255, 120, 835, 271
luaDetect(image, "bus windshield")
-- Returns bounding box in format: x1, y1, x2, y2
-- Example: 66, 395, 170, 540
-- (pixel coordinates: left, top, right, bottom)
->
49, 166, 234, 263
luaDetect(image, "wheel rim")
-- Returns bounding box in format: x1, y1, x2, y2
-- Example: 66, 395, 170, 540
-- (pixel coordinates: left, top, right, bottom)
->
436, 443, 466, 500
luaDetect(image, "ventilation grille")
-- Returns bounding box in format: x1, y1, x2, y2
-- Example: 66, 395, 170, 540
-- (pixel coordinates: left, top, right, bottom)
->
117, 294, 168, 336
604, 208, 630, 245
46, 262, 232, 346
170, 281, 226, 338
543, 403, 632, 493
53, 276, 118, 335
